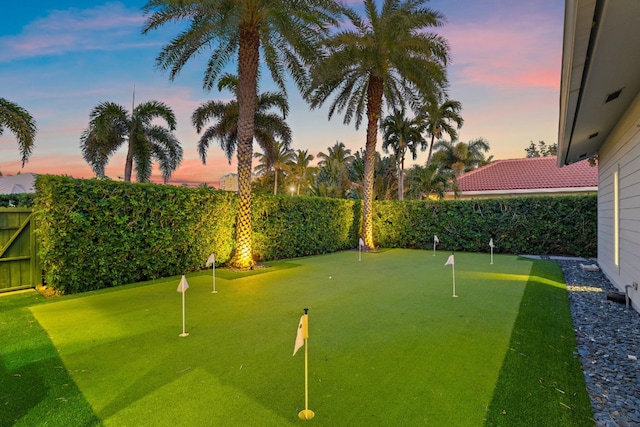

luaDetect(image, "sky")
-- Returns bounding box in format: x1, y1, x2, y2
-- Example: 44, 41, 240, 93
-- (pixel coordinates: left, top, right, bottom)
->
0, 0, 565, 187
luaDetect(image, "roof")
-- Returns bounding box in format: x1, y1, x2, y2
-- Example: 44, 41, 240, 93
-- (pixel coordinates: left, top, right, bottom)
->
455, 157, 597, 194
558, 0, 640, 166
0, 173, 36, 194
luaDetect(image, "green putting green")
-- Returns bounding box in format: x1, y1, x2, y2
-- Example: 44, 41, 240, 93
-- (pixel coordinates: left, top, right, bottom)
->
4, 249, 592, 426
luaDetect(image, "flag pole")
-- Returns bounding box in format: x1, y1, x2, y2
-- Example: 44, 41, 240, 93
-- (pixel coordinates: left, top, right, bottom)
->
181, 290, 187, 336
490, 246, 494, 265
177, 275, 189, 337
212, 262, 217, 293
299, 308, 314, 420
452, 260, 457, 297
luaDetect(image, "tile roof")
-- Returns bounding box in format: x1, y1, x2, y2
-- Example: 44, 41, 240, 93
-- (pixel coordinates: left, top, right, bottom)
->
456, 156, 598, 193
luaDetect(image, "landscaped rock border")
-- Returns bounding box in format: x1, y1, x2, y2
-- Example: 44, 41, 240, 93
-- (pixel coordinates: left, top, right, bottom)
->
558, 259, 640, 427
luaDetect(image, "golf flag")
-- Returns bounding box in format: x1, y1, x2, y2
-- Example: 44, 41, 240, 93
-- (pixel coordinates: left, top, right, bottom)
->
206, 253, 215, 267
359, 237, 364, 247
177, 275, 189, 292
489, 238, 495, 248
293, 314, 308, 356
434, 235, 440, 244
445, 254, 454, 266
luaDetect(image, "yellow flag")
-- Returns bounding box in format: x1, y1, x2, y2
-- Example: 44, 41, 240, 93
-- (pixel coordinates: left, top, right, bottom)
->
293, 314, 308, 356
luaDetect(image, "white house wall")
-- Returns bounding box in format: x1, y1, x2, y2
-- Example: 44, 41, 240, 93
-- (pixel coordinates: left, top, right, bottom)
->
598, 90, 640, 310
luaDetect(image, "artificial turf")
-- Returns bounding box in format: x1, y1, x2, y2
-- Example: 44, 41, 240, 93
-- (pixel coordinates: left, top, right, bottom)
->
1, 249, 593, 426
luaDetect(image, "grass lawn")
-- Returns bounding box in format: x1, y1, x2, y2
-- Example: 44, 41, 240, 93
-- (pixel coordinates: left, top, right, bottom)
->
1, 249, 594, 426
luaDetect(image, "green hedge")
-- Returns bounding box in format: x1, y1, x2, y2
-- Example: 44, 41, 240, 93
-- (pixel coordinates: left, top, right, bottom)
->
35, 176, 237, 293
374, 196, 597, 257
34, 175, 596, 294
252, 195, 360, 261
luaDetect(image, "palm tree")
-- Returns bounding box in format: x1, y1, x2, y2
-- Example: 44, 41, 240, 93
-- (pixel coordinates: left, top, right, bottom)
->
305, 0, 449, 249
381, 109, 426, 200
0, 98, 37, 166
316, 141, 354, 197
405, 163, 456, 200
431, 137, 491, 176
143, 0, 338, 269
421, 96, 463, 163
80, 100, 182, 183
287, 149, 315, 195
192, 74, 291, 167
253, 140, 295, 195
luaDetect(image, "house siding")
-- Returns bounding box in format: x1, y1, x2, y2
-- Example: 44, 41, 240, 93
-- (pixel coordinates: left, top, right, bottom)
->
598, 90, 640, 310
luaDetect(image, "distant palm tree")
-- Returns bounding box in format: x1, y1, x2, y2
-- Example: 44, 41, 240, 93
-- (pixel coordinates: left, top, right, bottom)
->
431, 137, 491, 176
316, 141, 354, 197
0, 98, 37, 166
253, 140, 295, 195
287, 149, 315, 195
192, 74, 291, 167
421, 96, 463, 163
405, 163, 456, 200
305, 0, 449, 249
80, 100, 182, 183
381, 109, 426, 200
143, 0, 338, 268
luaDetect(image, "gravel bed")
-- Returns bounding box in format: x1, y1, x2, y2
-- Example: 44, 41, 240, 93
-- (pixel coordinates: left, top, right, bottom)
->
557, 260, 640, 427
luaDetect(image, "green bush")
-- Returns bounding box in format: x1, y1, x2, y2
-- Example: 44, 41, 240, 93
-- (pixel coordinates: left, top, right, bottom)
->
252, 195, 360, 261
374, 196, 597, 257
35, 176, 236, 294
34, 175, 596, 294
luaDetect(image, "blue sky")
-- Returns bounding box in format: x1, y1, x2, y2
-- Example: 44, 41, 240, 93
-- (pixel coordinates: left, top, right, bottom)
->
0, 0, 564, 186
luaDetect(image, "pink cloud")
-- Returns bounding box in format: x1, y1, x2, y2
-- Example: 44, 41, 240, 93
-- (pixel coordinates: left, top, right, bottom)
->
441, 17, 561, 90
0, 3, 150, 62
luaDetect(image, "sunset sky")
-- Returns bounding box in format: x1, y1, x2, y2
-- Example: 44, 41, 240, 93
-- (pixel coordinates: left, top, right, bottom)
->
0, 0, 564, 187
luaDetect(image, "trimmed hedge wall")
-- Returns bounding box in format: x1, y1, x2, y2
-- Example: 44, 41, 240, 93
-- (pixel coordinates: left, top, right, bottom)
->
35, 176, 237, 293
374, 196, 597, 257
34, 175, 596, 294
252, 195, 360, 261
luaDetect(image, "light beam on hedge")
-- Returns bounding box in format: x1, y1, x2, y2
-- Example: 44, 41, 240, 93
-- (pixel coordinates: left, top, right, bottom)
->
177, 275, 189, 337
206, 253, 217, 293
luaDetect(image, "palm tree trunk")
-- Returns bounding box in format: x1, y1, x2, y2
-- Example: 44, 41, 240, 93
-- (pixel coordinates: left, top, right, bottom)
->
398, 151, 405, 201
273, 168, 278, 195
361, 76, 384, 250
230, 26, 259, 269
427, 134, 435, 164
124, 131, 134, 182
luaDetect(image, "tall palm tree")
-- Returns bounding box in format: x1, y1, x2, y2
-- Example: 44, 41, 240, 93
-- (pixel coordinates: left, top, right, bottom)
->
421, 96, 463, 163
253, 140, 295, 195
80, 100, 182, 183
192, 74, 291, 166
305, 0, 449, 249
381, 109, 426, 200
143, 0, 338, 268
405, 162, 456, 200
287, 149, 315, 195
0, 98, 37, 166
431, 137, 491, 176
